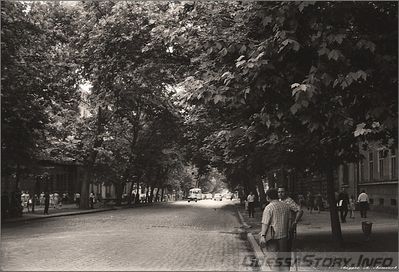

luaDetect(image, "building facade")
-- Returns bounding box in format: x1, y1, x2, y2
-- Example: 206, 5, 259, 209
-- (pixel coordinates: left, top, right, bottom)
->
338, 146, 398, 214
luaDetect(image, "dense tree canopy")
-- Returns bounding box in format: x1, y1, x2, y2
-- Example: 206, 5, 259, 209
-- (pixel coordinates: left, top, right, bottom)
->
1, 1, 397, 243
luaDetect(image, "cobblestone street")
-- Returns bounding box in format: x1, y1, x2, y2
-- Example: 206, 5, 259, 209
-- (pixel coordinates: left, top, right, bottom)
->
1, 200, 254, 271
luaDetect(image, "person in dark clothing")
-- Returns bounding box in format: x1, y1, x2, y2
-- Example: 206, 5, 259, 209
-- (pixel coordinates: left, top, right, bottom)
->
44, 192, 50, 215
306, 192, 315, 213
338, 187, 350, 223
89, 192, 95, 209
315, 194, 323, 213
246, 192, 256, 218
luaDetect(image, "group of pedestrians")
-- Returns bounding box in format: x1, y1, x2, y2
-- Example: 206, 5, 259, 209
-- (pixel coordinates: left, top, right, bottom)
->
74, 192, 99, 209
304, 192, 323, 213
337, 188, 370, 222
20, 191, 69, 213
245, 186, 370, 271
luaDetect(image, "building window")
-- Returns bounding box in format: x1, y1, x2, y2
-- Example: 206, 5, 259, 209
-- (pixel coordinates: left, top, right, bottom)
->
105, 185, 111, 196
343, 164, 349, 185
379, 198, 384, 205
391, 199, 397, 206
369, 152, 374, 181
391, 148, 397, 179
378, 150, 385, 179
359, 159, 364, 181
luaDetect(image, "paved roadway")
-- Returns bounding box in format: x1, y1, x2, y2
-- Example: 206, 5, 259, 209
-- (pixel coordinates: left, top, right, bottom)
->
1, 200, 255, 271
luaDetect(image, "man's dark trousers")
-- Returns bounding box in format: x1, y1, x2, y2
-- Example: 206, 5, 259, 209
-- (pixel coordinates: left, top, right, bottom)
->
359, 202, 368, 218
340, 207, 348, 222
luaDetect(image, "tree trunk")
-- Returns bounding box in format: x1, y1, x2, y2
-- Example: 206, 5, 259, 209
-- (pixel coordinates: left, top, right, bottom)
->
42, 175, 48, 214
135, 179, 140, 203
32, 176, 40, 213
115, 182, 123, 206
127, 179, 135, 206
280, 166, 287, 189
256, 175, 267, 210
15, 164, 20, 191
80, 169, 90, 209
81, 106, 106, 209
145, 184, 150, 203
161, 187, 165, 202
155, 187, 160, 202
149, 186, 155, 203
325, 164, 343, 247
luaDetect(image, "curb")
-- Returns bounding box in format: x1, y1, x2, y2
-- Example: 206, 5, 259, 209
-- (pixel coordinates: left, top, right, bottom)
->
236, 208, 265, 261
2, 207, 116, 224
237, 207, 319, 272
2, 201, 172, 224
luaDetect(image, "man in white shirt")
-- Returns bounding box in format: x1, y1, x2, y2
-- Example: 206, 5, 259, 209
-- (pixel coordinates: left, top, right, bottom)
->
357, 190, 369, 218
260, 188, 291, 271
246, 192, 255, 218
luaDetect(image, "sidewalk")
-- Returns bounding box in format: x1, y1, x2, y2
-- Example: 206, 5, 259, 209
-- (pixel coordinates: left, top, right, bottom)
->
237, 203, 398, 252
2, 201, 166, 224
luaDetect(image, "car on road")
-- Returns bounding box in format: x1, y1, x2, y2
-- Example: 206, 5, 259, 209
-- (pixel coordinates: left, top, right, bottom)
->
206, 193, 213, 199
225, 193, 233, 200
188, 188, 202, 202
213, 193, 222, 201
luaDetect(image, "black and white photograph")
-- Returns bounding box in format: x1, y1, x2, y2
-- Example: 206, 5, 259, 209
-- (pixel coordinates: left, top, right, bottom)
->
1, 1, 398, 271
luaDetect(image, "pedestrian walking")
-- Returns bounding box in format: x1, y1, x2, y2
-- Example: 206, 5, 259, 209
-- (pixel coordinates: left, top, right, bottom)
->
27, 195, 33, 213
306, 191, 315, 213
40, 192, 45, 206
278, 186, 303, 253
53, 193, 59, 209
357, 190, 369, 218
297, 194, 305, 209
89, 192, 95, 209
260, 188, 291, 271
74, 192, 80, 207
315, 193, 323, 213
349, 195, 356, 219
21, 191, 28, 212
338, 187, 349, 223
246, 191, 255, 218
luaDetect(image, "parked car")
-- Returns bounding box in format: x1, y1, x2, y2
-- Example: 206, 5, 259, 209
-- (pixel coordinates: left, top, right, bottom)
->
225, 193, 233, 200
213, 193, 222, 201
206, 193, 213, 199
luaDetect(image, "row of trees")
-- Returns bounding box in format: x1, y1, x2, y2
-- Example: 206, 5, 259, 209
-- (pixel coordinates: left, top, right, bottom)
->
1, 1, 200, 210
166, 2, 397, 246
2, 1, 397, 246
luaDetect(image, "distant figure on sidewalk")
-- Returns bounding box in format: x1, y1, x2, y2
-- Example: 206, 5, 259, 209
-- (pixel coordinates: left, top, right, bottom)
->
53, 193, 59, 209
278, 186, 303, 253
89, 192, 95, 209
297, 194, 305, 209
74, 192, 80, 208
27, 195, 33, 213
39, 192, 45, 206
338, 187, 349, 223
260, 188, 291, 271
246, 192, 255, 218
357, 190, 369, 218
306, 191, 315, 213
349, 195, 356, 219
315, 193, 323, 213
